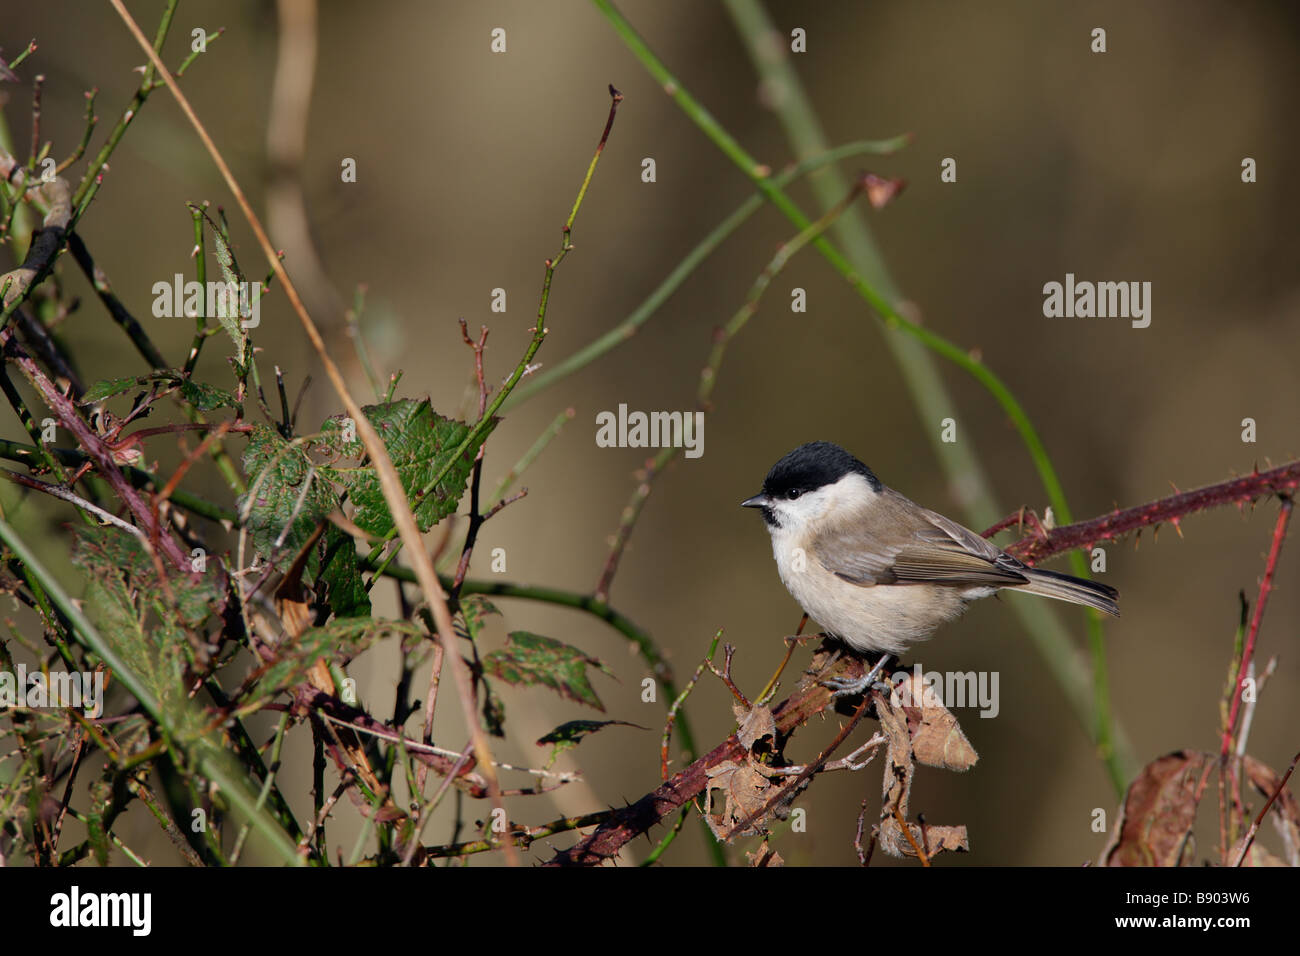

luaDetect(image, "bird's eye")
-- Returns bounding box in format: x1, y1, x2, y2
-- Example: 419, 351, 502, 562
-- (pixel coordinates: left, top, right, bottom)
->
786, 488, 802, 500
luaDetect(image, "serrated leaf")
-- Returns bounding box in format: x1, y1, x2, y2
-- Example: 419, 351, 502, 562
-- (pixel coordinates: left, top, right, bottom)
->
316, 399, 495, 536
239, 425, 339, 569
178, 378, 238, 411
483, 632, 612, 711
80, 376, 142, 404
70, 527, 210, 736
459, 594, 499, 642
536, 719, 645, 765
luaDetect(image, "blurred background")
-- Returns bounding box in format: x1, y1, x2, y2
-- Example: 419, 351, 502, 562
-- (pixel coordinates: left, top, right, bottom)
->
1, 0, 1297, 865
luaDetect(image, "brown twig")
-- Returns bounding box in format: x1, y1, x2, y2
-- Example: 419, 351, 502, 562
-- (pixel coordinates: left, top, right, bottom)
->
708, 643, 750, 708
854, 796, 874, 866
895, 802, 930, 866
1232, 750, 1300, 867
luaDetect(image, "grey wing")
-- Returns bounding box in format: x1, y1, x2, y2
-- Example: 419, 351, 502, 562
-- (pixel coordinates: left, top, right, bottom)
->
814, 488, 1030, 588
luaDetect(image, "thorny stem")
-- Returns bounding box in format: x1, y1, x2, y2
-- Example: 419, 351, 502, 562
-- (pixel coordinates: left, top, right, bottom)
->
1220, 497, 1292, 759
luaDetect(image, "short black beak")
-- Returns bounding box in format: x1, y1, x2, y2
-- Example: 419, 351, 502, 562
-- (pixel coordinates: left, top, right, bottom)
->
741, 493, 769, 509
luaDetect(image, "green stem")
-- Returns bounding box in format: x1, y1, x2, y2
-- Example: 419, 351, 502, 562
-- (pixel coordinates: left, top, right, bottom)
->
503, 136, 908, 410
0, 438, 237, 523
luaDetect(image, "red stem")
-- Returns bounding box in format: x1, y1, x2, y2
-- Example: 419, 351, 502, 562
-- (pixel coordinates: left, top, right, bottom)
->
1220, 497, 1292, 758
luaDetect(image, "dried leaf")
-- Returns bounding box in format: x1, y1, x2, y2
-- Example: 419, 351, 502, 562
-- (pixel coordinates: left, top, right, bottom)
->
1244, 755, 1300, 867
1226, 836, 1288, 867
745, 839, 785, 867
875, 691, 916, 857
896, 672, 978, 771
734, 700, 776, 752
873, 686, 969, 859
877, 817, 969, 858
1102, 750, 1207, 867
704, 757, 777, 841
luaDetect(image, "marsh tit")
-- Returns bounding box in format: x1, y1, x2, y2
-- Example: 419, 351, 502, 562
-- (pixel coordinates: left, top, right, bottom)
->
742, 441, 1119, 695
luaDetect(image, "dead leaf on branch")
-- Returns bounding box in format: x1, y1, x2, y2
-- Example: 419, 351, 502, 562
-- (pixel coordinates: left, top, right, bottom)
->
874, 685, 970, 859
746, 839, 785, 867
1101, 750, 1206, 867
1244, 755, 1300, 867
734, 700, 776, 752
704, 755, 792, 842
895, 671, 979, 772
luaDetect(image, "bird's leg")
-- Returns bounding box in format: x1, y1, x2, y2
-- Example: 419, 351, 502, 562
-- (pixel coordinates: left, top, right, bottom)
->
822, 653, 892, 698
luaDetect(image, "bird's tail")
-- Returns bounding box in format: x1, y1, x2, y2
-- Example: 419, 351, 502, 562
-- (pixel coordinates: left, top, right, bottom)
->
1018, 567, 1120, 617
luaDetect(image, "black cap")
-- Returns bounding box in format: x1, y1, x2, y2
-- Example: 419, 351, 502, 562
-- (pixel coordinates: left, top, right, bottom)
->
760, 441, 881, 499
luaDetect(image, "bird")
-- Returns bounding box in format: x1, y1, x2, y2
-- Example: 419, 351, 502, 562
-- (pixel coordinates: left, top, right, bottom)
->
742, 441, 1119, 695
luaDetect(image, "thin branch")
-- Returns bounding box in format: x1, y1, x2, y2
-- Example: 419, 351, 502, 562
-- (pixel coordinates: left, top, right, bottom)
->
0, 467, 147, 541
1220, 497, 1292, 758
1232, 751, 1300, 867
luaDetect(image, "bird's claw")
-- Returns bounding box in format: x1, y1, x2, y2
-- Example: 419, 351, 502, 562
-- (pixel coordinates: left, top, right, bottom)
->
821, 654, 892, 699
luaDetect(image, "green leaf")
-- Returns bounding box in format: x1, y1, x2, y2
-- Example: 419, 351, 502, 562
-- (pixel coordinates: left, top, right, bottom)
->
79, 371, 236, 411
483, 632, 612, 711
536, 719, 646, 766
80, 376, 141, 403
178, 379, 238, 411
317, 524, 370, 619
239, 425, 339, 570
459, 594, 499, 642
315, 399, 495, 537
70, 527, 211, 737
